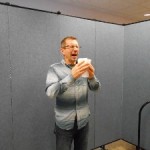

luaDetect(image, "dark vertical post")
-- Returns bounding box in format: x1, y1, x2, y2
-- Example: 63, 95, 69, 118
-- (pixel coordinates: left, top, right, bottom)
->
137, 101, 150, 150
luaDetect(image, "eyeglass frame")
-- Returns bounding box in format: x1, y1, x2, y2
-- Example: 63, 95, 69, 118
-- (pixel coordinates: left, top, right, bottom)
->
62, 45, 81, 49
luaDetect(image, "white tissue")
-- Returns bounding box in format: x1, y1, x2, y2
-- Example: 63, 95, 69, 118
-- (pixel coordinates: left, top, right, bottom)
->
78, 58, 91, 78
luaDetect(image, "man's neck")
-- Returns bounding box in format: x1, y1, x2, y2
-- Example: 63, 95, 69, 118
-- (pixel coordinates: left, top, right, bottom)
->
64, 60, 77, 66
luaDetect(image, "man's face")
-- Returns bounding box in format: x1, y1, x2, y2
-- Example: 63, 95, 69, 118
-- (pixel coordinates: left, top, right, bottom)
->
61, 39, 80, 65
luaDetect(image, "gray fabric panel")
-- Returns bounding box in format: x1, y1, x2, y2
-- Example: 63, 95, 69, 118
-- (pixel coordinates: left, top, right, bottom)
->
60, 15, 96, 149
123, 22, 150, 149
0, 5, 13, 150
0, 0, 11, 2
95, 22, 124, 147
8, 7, 60, 150
2, 3, 150, 150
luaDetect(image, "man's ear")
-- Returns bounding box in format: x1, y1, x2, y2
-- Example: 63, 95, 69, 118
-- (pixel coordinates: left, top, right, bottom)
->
60, 48, 64, 55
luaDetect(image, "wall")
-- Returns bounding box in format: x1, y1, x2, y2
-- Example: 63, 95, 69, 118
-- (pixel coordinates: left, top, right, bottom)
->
0, 5, 13, 150
8, 7, 60, 150
0, 4, 124, 150
123, 21, 150, 149
1, 2, 150, 150
95, 22, 124, 146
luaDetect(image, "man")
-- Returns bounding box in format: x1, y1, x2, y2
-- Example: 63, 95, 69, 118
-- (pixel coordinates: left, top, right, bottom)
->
46, 36, 100, 150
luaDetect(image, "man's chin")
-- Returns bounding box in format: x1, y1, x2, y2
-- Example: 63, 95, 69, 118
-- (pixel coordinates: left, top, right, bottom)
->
70, 59, 77, 64
71, 56, 77, 61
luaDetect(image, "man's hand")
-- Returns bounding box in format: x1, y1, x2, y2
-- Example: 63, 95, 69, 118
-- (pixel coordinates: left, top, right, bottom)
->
88, 64, 95, 79
71, 61, 90, 79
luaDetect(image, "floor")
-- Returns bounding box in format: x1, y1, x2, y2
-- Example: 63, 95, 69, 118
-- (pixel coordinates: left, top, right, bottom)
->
94, 139, 136, 150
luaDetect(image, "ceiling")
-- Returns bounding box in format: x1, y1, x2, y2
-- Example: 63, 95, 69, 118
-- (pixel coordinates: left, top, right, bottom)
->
51, 0, 150, 25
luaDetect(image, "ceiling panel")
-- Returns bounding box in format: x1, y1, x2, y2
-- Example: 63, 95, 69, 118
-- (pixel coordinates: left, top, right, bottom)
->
50, 0, 150, 25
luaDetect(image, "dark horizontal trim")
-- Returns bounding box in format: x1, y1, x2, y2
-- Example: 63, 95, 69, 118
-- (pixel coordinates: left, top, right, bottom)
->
0, 2, 150, 26
125, 19, 150, 26
0, 2, 60, 15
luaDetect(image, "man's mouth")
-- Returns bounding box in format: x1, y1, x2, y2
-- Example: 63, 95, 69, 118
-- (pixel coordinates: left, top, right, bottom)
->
72, 54, 78, 56
71, 54, 78, 60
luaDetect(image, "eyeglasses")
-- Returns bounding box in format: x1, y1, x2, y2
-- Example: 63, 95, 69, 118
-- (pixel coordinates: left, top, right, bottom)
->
63, 45, 81, 49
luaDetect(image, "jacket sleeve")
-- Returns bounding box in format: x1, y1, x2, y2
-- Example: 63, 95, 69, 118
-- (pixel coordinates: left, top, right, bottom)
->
88, 75, 101, 91
45, 66, 75, 99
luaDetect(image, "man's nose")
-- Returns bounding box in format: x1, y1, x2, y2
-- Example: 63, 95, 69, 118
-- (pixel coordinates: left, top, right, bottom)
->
72, 49, 79, 53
